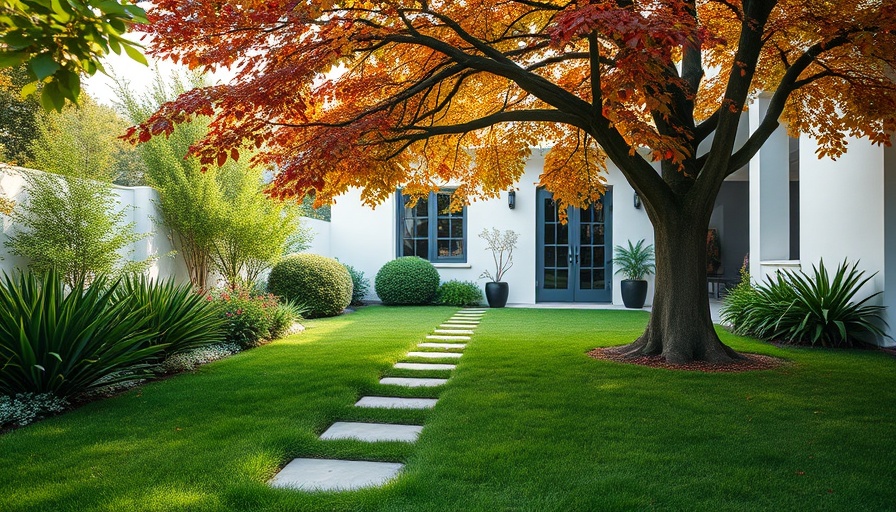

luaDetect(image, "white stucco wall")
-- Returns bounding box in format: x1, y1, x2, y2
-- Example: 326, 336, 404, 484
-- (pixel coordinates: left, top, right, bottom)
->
300, 217, 332, 258
798, 137, 885, 300
327, 150, 656, 305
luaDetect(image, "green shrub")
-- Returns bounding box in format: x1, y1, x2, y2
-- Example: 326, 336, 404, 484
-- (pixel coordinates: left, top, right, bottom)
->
267, 254, 352, 318
718, 267, 758, 331
343, 263, 370, 306
375, 256, 440, 305
437, 280, 484, 307
207, 288, 278, 348
0, 271, 162, 398
720, 260, 886, 347
113, 275, 227, 356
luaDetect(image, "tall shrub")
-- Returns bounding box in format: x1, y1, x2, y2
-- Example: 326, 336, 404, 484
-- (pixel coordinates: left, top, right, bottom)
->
115, 72, 309, 290
5, 170, 147, 288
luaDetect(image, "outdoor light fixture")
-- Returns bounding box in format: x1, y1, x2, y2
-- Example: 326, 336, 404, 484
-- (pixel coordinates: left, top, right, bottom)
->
508, 190, 516, 209
633, 192, 642, 209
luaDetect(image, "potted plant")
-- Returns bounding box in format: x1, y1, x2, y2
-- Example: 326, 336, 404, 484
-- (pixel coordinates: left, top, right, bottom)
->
612, 239, 655, 309
479, 227, 519, 308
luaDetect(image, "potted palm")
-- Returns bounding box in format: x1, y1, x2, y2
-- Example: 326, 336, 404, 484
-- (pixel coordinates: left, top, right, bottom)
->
479, 227, 519, 308
612, 239, 655, 309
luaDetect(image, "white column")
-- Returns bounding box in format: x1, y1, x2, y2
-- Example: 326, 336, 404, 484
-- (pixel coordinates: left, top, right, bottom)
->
748, 94, 791, 282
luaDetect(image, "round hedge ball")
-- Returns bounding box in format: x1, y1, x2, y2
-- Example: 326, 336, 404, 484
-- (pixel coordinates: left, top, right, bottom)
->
267, 254, 353, 318
375, 256, 441, 305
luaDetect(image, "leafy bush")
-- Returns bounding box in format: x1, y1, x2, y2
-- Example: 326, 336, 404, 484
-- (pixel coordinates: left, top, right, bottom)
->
718, 267, 758, 330
343, 263, 370, 306
437, 280, 484, 307
267, 254, 352, 318
720, 260, 886, 347
207, 288, 278, 348
0, 392, 68, 428
0, 271, 162, 397
113, 275, 226, 356
375, 256, 440, 305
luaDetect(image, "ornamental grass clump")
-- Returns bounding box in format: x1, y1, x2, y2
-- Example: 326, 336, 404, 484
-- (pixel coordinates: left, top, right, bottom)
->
0, 270, 162, 398
721, 259, 886, 348
113, 275, 227, 357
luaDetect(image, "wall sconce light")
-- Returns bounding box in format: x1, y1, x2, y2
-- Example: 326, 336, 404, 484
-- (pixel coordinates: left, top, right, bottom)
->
633, 192, 642, 209
508, 190, 516, 209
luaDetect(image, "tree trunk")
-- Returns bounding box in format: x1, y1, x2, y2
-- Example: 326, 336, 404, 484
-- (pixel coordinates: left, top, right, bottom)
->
614, 205, 742, 364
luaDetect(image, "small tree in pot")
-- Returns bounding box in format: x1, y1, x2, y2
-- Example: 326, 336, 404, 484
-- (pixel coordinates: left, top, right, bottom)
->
479, 228, 519, 308
612, 239, 656, 309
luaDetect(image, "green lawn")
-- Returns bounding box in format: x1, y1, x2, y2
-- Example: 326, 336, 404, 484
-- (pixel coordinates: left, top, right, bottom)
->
1, 306, 894, 511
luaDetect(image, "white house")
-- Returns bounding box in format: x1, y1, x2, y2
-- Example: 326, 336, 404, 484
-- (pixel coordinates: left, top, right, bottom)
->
314, 97, 896, 344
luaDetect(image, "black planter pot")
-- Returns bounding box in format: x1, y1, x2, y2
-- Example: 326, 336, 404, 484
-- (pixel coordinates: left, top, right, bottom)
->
485, 281, 509, 308
620, 279, 648, 309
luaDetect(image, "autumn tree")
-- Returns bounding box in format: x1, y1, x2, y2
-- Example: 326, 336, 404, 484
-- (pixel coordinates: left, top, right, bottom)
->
130, 0, 896, 363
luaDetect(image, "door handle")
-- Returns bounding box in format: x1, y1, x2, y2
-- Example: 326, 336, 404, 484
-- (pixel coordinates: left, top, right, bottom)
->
575, 246, 580, 265
568, 247, 573, 264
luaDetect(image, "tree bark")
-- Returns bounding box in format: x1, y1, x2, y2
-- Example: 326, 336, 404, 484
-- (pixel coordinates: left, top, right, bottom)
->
613, 202, 742, 364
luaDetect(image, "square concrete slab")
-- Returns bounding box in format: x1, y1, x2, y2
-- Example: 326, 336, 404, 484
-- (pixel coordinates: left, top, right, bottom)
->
355, 396, 438, 409
407, 351, 463, 359
440, 323, 476, 328
454, 314, 483, 318
320, 422, 423, 442
394, 362, 457, 370
446, 320, 479, 325
270, 458, 403, 491
461, 309, 487, 312
426, 335, 471, 341
379, 377, 448, 387
418, 342, 466, 349
434, 329, 474, 334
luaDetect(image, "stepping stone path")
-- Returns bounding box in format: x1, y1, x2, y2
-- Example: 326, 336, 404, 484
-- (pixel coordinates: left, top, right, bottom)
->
270, 308, 488, 491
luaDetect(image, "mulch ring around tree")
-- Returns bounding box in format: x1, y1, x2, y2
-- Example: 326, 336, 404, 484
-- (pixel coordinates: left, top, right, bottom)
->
588, 347, 789, 373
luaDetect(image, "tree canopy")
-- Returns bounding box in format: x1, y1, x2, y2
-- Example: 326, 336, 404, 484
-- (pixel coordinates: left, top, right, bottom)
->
128, 0, 896, 363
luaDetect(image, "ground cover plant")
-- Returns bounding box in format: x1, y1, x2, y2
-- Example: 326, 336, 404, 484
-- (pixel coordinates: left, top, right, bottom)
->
0, 307, 893, 511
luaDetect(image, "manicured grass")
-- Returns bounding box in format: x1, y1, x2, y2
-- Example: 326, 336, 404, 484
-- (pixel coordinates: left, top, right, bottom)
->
1, 306, 894, 511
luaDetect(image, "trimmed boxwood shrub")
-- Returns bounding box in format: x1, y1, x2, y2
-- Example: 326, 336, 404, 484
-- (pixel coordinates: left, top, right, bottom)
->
375, 256, 440, 305
437, 280, 484, 307
268, 254, 353, 318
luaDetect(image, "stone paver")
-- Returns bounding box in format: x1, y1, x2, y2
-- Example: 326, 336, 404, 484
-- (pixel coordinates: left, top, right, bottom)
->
446, 321, 479, 325
394, 362, 457, 370
355, 396, 439, 409
461, 309, 487, 312
418, 342, 466, 349
270, 458, 403, 491
434, 329, 474, 335
380, 377, 448, 387
320, 422, 423, 442
406, 351, 463, 359
426, 335, 471, 341
440, 323, 476, 328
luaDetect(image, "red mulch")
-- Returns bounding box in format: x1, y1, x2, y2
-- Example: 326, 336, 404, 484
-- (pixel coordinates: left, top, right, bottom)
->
588, 347, 788, 373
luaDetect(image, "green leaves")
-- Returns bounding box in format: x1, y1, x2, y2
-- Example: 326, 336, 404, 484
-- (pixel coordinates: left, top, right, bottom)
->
0, 270, 163, 397
0, 0, 147, 111
721, 260, 887, 348
612, 239, 655, 281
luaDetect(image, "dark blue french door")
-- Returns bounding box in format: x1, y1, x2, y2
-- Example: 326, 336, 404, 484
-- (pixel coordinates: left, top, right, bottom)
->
536, 188, 613, 302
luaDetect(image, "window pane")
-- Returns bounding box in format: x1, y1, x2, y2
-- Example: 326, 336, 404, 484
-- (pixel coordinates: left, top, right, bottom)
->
437, 193, 451, 214
595, 269, 605, 289
545, 199, 555, 222
437, 219, 449, 237
545, 246, 556, 268
451, 220, 463, 237
416, 239, 428, 257
580, 223, 592, 245
580, 269, 592, 289
403, 239, 415, 257
545, 226, 555, 244
415, 219, 429, 237
558, 224, 569, 245
581, 247, 592, 267
544, 269, 556, 289
594, 247, 604, 267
